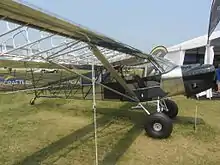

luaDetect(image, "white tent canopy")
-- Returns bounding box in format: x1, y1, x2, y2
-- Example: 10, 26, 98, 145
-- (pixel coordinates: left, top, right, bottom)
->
164, 30, 220, 66
167, 30, 220, 52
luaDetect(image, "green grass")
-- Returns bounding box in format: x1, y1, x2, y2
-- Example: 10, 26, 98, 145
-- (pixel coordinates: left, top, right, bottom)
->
0, 60, 61, 69
0, 94, 220, 165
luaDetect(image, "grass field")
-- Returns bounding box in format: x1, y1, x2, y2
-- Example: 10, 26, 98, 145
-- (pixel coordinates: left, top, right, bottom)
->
0, 60, 61, 69
0, 94, 220, 165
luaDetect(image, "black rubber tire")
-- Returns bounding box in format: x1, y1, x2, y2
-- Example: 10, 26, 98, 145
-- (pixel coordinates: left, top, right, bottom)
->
162, 99, 178, 119
144, 112, 173, 139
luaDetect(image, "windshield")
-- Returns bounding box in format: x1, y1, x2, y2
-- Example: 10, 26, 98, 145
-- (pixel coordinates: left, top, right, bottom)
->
152, 55, 178, 73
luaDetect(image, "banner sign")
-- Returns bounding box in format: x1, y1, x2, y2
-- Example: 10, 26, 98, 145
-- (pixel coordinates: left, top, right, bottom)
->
208, 0, 220, 40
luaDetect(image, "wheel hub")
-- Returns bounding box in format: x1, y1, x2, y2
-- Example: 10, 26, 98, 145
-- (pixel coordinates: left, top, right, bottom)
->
153, 122, 162, 131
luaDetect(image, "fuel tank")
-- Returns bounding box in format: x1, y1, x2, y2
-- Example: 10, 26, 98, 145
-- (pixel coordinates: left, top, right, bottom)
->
160, 64, 216, 97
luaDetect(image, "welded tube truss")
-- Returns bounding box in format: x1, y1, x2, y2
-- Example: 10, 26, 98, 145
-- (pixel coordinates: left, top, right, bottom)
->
0, 20, 133, 65
0, 19, 142, 102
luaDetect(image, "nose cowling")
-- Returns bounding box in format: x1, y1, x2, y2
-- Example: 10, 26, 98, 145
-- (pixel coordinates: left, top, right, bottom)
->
160, 64, 216, 97
181, 64, 216, 97
160, 66, 185, 97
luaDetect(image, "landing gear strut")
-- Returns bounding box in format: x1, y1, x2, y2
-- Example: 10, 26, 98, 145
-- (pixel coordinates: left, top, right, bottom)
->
138, 102, 173, 139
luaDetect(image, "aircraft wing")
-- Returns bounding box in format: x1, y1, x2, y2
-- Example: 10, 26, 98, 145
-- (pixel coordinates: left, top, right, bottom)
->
0, 0, 143, 56
1, 0, 153, 101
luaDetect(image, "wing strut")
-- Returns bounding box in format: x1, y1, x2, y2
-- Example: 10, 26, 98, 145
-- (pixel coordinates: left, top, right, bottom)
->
89, 45, 139, 102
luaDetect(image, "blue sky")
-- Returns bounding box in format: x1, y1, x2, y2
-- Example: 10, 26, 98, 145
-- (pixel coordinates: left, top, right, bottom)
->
24, 0, 212, 52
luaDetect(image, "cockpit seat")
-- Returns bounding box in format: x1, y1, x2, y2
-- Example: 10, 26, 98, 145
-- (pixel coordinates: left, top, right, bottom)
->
132, 75, 167, 101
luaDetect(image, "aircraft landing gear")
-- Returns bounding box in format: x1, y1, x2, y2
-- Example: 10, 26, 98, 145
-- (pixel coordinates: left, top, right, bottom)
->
30, 95, 39, 105
138, 103, 173, 139
132, 98, 178, 139
144, 112, 173, 139
29, 91, 42, 105
161, 99, 178, 119
30, 98, 35, 105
